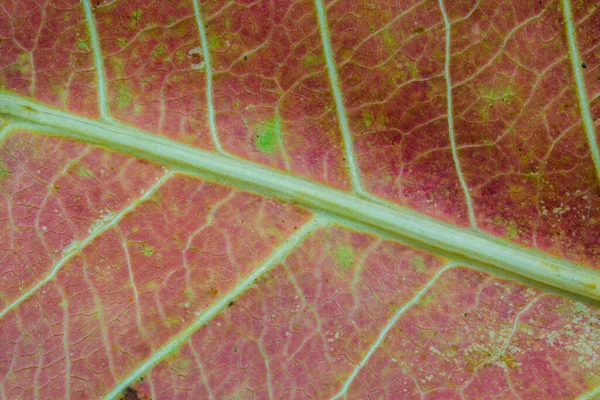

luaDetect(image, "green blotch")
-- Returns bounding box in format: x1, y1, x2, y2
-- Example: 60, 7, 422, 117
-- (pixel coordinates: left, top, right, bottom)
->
152, 43, 170, 61
164, 317, 180, 327
0, 161, 10, 180
115, 83, 132, 110
421, 295, 434, 306
506, 221, 519, 239
173, 357, 192, 372
362, 110, 374, 128
133, 104, 144, 116
11, 53, 32, 74
410, 255, 427, 271
335, 245, 356, 270
130, 9, 142, 26
481, 82, 515, 103
109, 57, 126, 76
142, 245, 155, 256
382, 30, 398, 49
303, 53, 321, 67
255, 116, 281, 155
77, 40, 90, 51
77, 166, 94, 177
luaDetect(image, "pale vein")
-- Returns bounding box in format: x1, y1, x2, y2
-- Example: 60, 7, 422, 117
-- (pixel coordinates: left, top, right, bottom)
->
438, 0, 477, 228
82, 0, 111, 121
102, 216, 325, 400
314, 0, 365, 195
0, 171, 174, 320
192, 0, 224, 153
561, 0, 600, 181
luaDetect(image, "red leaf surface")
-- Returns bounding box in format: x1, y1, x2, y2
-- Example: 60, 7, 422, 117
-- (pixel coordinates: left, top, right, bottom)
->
0, 0, 599, 399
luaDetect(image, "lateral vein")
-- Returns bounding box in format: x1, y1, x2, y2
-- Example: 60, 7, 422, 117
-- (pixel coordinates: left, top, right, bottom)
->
438, 0, 477, 228
314, 0, 366, 195
192, 0, 224, 153
561, 0, 600, 181
82, 0, 111, 121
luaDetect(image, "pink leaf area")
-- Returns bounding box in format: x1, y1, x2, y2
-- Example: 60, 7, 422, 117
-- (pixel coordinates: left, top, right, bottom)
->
0, 0, 599, 399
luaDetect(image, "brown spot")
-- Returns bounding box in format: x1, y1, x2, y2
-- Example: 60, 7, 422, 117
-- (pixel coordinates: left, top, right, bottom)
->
122, 386, 138, 400
190, 52, 203, 64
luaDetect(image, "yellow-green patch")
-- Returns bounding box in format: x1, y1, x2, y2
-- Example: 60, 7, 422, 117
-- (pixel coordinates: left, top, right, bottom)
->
335, 245, 356, 270
115, 83, 132, 110
410, 255, 427, 271
362, 109, 374, 128
142, 245, 155, 256
0, 161, 10, 180
77, 40, 90, 51
130, 9, 142, 27
75, 164, 94, 177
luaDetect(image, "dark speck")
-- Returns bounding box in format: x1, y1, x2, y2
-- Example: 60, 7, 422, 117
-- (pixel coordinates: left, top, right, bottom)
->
582, 62, 587, 69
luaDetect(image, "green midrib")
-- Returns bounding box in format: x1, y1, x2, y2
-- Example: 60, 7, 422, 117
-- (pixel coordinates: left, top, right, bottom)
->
0, 90, 599, 302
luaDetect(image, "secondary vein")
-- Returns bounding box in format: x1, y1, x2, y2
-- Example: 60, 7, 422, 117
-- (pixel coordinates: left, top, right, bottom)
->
438, 0, 477, 228
82, 0, 111, 121
314, 0, 366, 196
192, 0, 224, 153
561, 0, 600, 182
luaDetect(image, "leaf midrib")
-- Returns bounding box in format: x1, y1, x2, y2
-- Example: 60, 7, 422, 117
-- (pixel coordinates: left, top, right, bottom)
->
0, 90, 599, 302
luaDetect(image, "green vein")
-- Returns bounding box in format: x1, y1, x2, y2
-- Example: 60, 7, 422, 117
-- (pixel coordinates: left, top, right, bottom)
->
314, 0, 366, 195
82, 0, 111, 121
331, 263, 456, 399
0, 92, 599, 302
0, 171, 174, 320
102, 216, 325, 400
0, 123, 14, 143
438, 0, 477, 228
192, 0, 223, 153
561, 0, 600, 181
579, 384, 600, 400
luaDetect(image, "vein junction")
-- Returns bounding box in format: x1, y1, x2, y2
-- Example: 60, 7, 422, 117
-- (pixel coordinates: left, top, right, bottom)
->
102, 216, 326, 400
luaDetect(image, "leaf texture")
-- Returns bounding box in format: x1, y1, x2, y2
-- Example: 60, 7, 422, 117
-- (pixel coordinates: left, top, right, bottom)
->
0, 0, 599, 399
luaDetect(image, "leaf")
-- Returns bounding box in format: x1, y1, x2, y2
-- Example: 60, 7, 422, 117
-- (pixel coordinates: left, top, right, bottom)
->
0, 0, 599, 399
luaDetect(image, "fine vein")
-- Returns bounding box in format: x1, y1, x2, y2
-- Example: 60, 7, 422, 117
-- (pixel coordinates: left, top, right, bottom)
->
331, 263, 455, 399
0, 92, 599, 302
82, 0, 111, 121
192, 0, 224, 153
561, 0, 600, 181
0, 171, 174, 320
102, 216, 325, 400
438, 0, 477, 228
314, 0, 366, 195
